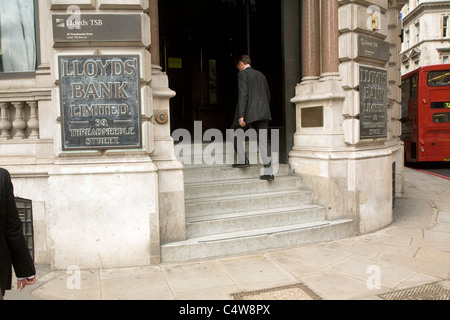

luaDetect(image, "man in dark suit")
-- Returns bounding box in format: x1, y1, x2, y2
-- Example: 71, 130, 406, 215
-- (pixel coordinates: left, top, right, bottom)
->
0, 168, 36, 299
231, 54, 274, 181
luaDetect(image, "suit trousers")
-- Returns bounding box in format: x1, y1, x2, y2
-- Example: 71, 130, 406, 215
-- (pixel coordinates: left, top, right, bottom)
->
232, 121, 273, 175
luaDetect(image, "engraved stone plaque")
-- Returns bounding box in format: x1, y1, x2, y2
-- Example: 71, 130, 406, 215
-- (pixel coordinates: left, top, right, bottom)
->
59, 56, 142, 151
359, 66, 388, 139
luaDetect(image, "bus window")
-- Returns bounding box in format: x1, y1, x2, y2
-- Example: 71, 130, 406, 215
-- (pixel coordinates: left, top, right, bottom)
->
433, 113, 450, 123
401, 78, 410, 101
411, 74, 418, 98
431, 102, 450, 109
428, 70, 450, 87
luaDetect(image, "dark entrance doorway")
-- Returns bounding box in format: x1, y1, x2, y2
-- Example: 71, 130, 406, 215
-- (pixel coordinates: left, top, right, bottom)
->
158, 0, 283, 139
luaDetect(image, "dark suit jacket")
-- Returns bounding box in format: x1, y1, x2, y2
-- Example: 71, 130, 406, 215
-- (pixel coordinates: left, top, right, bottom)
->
232, 66, 272, 129
0, 168, 35, 296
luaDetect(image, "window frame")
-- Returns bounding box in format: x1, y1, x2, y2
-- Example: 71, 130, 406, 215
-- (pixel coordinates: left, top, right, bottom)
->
405, 28, 410, 48
427, 70, 450, 87
415, 21, 420, 44
443, 16, 449, 38
0, 0, 40, 78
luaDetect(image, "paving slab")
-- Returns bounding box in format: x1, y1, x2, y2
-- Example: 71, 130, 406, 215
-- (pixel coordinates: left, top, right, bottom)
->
31, 270, 101, 300
272, 245, 352, 269
415, 247, 450, 265
217, 254, 298, 291
266, 252, 323, 278
100, 268, 174, 300
160, 260, 235, 294
437, 211, 450, 223
376, 253, 450, 279
394, 273, 441, 290
174, 285, 239, 300
327, 255, 417, 289
300, 271, 388, 300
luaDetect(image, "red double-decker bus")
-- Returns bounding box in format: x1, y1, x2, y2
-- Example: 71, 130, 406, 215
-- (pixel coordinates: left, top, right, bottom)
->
401, 64, 450, 162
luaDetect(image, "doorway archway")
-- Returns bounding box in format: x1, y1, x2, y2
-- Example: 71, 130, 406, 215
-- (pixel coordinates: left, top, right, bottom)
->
158, 0, 299, 163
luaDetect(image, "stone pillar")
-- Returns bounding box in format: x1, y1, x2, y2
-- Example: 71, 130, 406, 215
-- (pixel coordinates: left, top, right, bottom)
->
151, 72, 186, 248
148, 0, 186, 253
290, 0, 347, 222
290, 0, 405, 235
387, 0, 408, 197
301, 0, 320, 81
320, 0, 340, 78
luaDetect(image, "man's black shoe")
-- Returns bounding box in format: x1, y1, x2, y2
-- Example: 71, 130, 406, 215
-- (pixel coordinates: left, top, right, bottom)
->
260, 175, 275, 181
232, 162, 250, 168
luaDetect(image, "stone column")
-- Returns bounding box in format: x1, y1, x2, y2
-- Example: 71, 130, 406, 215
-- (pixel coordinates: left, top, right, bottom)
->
27, 101, 39, 139
149, 0, 187, 254
11, 101, 27, 139
149, 0, 160, 68
320, 0, 340, 78
301, 0, 320, 81
0, 103, 12, 139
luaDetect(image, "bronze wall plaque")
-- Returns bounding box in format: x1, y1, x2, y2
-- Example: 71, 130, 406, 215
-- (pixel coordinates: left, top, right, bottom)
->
358, 35, 390, 62
53, 14, 142, 44
301, 106, 324, 128
59, 56, 142, 151
359, 66, 388, 139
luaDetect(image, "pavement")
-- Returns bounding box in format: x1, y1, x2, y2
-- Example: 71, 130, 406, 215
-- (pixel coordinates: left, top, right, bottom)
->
3, 167, 450, 301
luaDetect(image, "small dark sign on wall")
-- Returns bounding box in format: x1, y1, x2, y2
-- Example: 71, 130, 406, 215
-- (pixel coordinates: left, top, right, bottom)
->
53, 14, 142, 45
358, 35, 390, 62
359, 66, 388, 139
59, 56, 142, 151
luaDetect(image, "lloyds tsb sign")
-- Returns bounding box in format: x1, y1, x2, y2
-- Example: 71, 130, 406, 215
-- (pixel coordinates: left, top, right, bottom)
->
59, 56, 141, 151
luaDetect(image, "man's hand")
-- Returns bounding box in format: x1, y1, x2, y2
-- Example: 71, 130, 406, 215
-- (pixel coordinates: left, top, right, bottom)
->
239, 117, 246, 128
17, 276, 37, 290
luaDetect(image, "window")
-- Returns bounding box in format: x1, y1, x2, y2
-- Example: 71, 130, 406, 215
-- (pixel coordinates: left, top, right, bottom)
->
411, 74, 418, 98
444, 16, 449, 38
433, 113, 450, 123
401, 78, 411, 101
415, 22, 420, 43
0, 0, 37, 73
428, 70, 450, 87
405, 29, 410, 48
443, 56, 449, 64
431, 102, 450, 109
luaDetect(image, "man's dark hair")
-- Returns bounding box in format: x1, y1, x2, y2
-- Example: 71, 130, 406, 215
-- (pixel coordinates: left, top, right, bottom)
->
236, 54, 252, 66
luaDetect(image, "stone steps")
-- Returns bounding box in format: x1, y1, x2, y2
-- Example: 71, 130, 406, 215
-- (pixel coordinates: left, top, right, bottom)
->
184, 175, 301, 199
186, 189, 314, 216
161, 219, 354, 262
183, 164, 288, 184
160, 156, 354, 262
186, 204, 326, 238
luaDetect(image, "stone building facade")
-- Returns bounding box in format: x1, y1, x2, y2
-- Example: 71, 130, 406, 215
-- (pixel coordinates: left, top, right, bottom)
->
400, 0, 450, 73
0, 0, 406, 270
